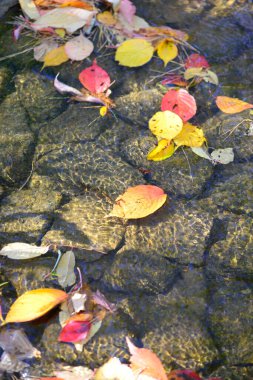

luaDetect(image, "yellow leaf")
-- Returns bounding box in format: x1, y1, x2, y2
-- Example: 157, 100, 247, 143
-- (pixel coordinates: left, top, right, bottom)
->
4, 288, 68, 323
115, 38, 154, 67
147, 139, 175, 161
149, 111, 183, 140
99, 106, 108, 117
42, 46, 69, 69
174, 122, 206, 148
55, 28, 66, 38
97, 11, 117, 27
156, 39, 178, 66
109, 185, 167, 219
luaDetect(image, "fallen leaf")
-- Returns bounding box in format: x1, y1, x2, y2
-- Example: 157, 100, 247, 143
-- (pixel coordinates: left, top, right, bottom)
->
96, 11, 117, 26
109, 184, 167, 219
94, 357, 135, 380
59, 0, 94, 9
4, 288, 68, 323
126, 337, 168, 380
137, 25, 188, 42
42, 45, 69, 68
216, 96, 253, 114
149, 110, 183, 140
92, 290, 117, 312
34, 40, 59, 62
184, 68, 218, 85
118, 0, 136, 24
156, 39, 178, 66
167, 369, 202, 380
56, 251, 76, 288
191, 146, 212, 161
161, 89, 197, 122
0, 329, 41, 359
54, 74, 84, 96
20, 0, 40, 19
58, 313, 92, 343
211, 148, 234, 164
32, 7, 95, 34
184, 53, 210, 69
115, 38, 154, 67
0, 352, 29, 374
55, 366, 94, 380
64, 34, 94, 61
0, 242, 49, 260
147, 139, 175, 161
79, 60, 111, 93
173, 122, 206, 148
161, 74, 188, 87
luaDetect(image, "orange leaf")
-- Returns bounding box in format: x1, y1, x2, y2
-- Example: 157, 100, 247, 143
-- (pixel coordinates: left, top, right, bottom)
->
59, 0, 94, 9
109, 185, 167, 219
127, 337, 168, 380
216, 96, 253, 114
4, 288, 68, 323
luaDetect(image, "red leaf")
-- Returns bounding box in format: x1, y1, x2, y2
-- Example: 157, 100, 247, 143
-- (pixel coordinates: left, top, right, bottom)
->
184, 53, 210, 69
78, 59, 111, 94
161, 89, 197, 122
161, 74, 188, 87
167, 369, 203, 379
58, 314, 92, 343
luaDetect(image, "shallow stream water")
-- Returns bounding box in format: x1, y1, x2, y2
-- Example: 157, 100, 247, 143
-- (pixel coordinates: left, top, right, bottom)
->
0, 1, 253, 379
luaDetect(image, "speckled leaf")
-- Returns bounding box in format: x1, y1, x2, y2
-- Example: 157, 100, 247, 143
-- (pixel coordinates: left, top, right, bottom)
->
174, 122, 206, 148
147, 139, 175, 161
211, 148, 234, 164
161, 89, 197, 122
109, 185, 167, 219
115, 38, 154, 67
56, 250, 76, 288
149, 110, 183, 140
79, 60, 111, 93
0, 242, 49, 260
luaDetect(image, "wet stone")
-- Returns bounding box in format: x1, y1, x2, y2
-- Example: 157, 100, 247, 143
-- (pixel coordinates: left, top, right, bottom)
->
102, 246, 179, 295
15, 72, 67, 123
122, 201, 212, 265
0, 67, 14, 100
0, 0, 18, 18
35, 142, 143, 198
208, 278, 253, 364
42, 190, 126, 253
209, 365, 253, 380
0, 92, 34, 185
0, 187, 62, 245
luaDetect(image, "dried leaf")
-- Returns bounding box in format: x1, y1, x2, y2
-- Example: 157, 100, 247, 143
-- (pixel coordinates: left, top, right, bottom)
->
109, 184, 167, 219
64, 34, 94, 61
0, 352, 29, 374
173, 122, 206, 148
0, 242, 49, 260
216, 96, 253, 114
0, 329, 41, 360
118, 0, 136, 24
147, 139, 175, 161
34, 40, 59, 62
149, 111, 183, 140
161, 89, 197, 122
54, 74, 84, 96
211, 148, 234, 164
4, 288, 68, 323
156, 39, 178, 66
56, 251, 76, 288
19, 0, 40, 19
32, 7, 95, 33
94, 357, 135, 380
42, 45, 69, 69
79, 60, 111, 93
126, 337, 168, 380
184, 53, 210, 69
92, 290, 117, 312
115, 38, 154, 67
137, 25, 188, 41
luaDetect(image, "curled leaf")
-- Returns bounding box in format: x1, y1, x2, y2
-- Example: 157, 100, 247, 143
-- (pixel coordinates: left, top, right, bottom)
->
109, 184, 167, 219
156, 39, 178, 66
147, 139, 175, 161
115, 38, 154, 67
173, 122, 206, 148
54, 74, 83, 96
0, 243, 49, 260
216, 96, 253, 114
149, 111, 183, 140
64, 34, 94, 61
161, 89, 197, 122
79, 60, 111, 93
5, 288, 68, 323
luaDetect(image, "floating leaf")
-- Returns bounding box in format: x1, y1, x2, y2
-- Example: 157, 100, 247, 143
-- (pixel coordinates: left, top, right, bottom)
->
34, 40, 59, 62
42, 45, 69, 68
32, 7, 95, 34
19, 0, 40, 19
216, 96, 253, 114
167, 369, 202, 380
127, 337, 168, 380
0, 352, 29, 373
55, 366, 94, 380
211, 148, 234, 164
96, 11, 117, 26
58, 313, 92, 343
118, 0, 136, 24
184, 68, 218, 85
79, 60, 111, 93
54, 74, 84, 96
5, 288, 68, 324
184, 53, 210, 69
0, 243, 49, 260
64, 34, 94, 61
191, 146, 212, 161
156, 39, 178, 66
147, 139, 175, 161
109, 184, 167, 219
174, 122, 206, 148
161, 89, 197, 122
115, 38, 154, 67
92, 290, 117, 313
149, 110, 183, 140
94, 357, 135, 380
59, 0, 94, 9
56, 251, 76, 288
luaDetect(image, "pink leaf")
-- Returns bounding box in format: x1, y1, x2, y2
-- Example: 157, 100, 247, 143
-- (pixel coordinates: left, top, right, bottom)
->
58, 319, 91, 343
78, 60, 111, 94
64, 34, 93, 61
118, 0, 136, 24
184, 53, 210, 69
126, 337, 168, 380
13, 25, 24, 41
92, 290, 117, 313
161, 74, 187, 87
161, 89, 197, 122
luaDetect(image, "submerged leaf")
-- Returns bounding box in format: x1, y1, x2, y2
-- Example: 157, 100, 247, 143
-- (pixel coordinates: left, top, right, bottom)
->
184, 53, 210, 69
216, 96, 253, 114
109, 184, 167, 219
167, 369, 202, 380
161, 89, 197, 122
56, 251, 76, 288
0, 329, 41, 359
115, 38, 154, 67
0, 242, 49, 260
149, 110, 183, 140
79, 60, 111, 93
173, 122, 206, 148
184, 68, 218, 85
156, 39, 178, 66
42, 45, 69, 68
5, 288, 68, 323
64, 34, 94, 61
147, 139, 175, 161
